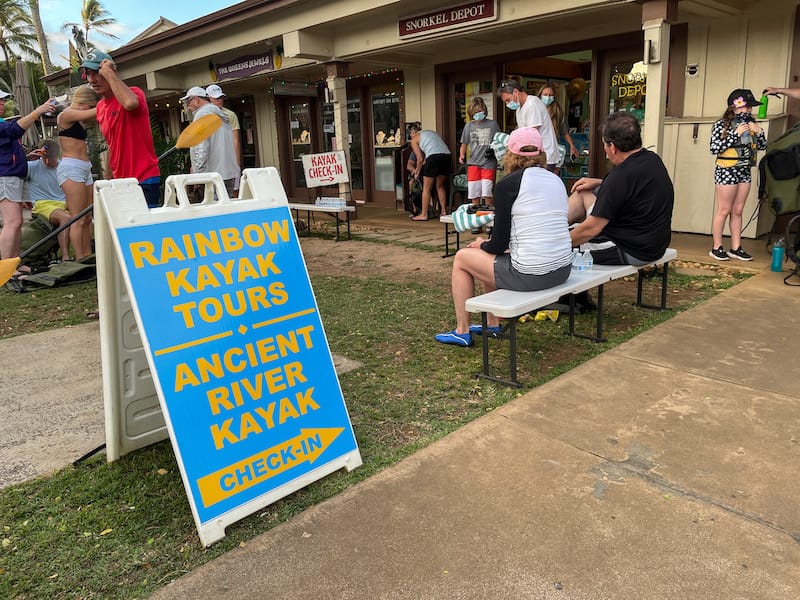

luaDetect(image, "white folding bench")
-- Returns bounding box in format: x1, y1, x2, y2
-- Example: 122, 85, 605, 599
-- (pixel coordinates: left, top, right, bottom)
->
464, 248, 678, 386
288, 202, 356, 241
439, 213, 496, 258
634, 247, 678, 309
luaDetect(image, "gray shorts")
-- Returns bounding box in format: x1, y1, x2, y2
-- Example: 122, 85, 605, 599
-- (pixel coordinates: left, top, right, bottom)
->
494, 254, 571, 292
0, 176, 24, 201
57, 157, 93, 186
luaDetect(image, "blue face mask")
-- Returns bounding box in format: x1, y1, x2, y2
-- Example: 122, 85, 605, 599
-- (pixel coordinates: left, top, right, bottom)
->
506, 101, 520, 111
472, 111, 486, 121
541, 95, 555, 106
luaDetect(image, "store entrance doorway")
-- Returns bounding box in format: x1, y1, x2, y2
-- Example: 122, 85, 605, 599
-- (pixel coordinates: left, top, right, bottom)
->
276, 96, 320, 199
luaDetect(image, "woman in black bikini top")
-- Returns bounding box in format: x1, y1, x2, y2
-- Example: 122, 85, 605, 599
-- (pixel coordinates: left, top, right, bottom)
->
55, 84, 98, 260
57, 120, 88, 140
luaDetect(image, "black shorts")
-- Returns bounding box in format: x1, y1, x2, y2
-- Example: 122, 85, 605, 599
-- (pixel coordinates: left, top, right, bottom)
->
422, 154, 452, 178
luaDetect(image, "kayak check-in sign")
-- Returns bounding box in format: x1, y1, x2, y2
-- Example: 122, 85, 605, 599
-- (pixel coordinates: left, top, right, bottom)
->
301, 150, 348, 187
94, 169, 361, 546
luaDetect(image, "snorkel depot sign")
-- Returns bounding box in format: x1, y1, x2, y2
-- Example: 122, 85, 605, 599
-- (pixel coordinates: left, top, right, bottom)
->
399, 0, 497, 39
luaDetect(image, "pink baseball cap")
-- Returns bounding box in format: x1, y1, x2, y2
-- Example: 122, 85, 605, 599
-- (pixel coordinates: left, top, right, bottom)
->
507, 127, 543, 156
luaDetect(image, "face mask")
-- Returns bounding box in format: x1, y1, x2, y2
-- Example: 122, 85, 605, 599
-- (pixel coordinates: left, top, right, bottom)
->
472, 111, 486, 121
541, 95, 555, 106
506, 101, 520, 111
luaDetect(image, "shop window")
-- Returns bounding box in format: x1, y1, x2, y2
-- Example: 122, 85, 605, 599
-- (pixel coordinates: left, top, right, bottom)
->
609, 60, 647, 122
290, 103, 311, 188
320, 98, 364, 190
454, 80, 495, 156
372, 92, 401, 192
347, 98, 363, 190
322, 102, 335, 152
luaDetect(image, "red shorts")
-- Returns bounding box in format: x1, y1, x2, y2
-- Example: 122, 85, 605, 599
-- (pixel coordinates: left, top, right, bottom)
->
467, 165, 496, 200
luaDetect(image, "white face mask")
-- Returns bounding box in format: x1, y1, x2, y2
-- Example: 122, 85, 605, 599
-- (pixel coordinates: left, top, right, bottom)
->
541, 95, 555, 106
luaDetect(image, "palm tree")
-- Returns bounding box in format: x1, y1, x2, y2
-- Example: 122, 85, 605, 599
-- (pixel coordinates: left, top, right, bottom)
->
0, 0, 38, 88
27, 0, 55, 75
63, 0, 118, 58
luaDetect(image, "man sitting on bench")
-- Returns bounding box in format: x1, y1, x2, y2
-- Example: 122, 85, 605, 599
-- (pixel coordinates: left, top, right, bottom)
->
568, 112, 674, 265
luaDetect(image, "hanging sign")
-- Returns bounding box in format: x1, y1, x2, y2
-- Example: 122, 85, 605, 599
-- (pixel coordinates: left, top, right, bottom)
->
95, 170, 361, 546
215, 51, 274, 81
399, 0, 497, 39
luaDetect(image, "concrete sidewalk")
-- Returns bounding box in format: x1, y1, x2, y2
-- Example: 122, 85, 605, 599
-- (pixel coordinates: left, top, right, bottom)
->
148, 267, 799, 598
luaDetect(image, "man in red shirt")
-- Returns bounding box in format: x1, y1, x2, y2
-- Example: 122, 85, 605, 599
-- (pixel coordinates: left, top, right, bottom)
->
81, 49, 160, 207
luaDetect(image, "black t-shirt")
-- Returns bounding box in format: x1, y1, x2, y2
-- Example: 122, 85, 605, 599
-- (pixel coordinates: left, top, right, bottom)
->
592, 149, 674, 262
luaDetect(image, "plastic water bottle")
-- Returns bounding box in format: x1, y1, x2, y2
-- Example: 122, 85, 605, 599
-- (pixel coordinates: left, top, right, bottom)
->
584, 251, 593, 270
740, 127, 751, 145
572, 249, 586, 271
771, 238, 785, 272
758, 91, 768, 119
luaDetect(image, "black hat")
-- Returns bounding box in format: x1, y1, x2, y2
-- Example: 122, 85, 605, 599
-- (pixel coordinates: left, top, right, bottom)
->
727, 88, 762, 108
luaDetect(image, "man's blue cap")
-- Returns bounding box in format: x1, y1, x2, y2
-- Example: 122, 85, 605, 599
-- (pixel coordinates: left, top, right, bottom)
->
80, 49, 113, 71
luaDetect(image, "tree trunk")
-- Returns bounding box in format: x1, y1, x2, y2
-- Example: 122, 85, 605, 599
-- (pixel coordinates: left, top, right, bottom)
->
28, 0, 54, 75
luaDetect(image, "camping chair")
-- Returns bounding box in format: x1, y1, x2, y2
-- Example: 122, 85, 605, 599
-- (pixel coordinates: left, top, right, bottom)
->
449, 165, 468, 212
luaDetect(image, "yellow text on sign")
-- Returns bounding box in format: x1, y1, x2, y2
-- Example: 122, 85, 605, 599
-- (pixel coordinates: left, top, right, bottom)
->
196, 427, 344, 507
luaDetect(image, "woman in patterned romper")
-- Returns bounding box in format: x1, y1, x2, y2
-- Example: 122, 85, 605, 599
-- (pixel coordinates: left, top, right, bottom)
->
708, 88, 767, 261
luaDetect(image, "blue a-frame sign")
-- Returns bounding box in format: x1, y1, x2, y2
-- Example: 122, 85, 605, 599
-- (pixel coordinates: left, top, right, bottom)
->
94, 170, 361, 545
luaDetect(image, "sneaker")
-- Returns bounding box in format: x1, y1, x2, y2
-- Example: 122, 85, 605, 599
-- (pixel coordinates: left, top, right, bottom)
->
468, 324, 501, 336
434, 330, 473, 347
709, 246, 730, 261
727, 247, 753, 261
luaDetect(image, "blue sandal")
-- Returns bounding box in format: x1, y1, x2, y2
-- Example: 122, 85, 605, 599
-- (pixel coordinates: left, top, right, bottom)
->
434, 330, 473, 347
468, 324, 501, 336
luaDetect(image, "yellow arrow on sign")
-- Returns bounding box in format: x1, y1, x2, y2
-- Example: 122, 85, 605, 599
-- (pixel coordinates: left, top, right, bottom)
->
196, 427, 344, 508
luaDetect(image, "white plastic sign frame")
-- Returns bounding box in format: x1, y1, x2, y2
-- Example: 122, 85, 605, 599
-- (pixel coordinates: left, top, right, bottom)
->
94, 168, 361, 546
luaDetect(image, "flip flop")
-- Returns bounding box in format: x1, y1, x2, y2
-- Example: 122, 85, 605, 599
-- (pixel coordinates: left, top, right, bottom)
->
411, 215, 430, 221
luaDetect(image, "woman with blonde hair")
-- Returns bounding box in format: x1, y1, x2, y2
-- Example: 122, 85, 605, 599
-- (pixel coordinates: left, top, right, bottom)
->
435, 127, 573, 347
56, 84, 98, 260
538, 81, 578, 173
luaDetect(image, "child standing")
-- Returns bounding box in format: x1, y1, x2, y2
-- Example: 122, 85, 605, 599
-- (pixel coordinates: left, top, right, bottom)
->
458, 96, 500, 208
708, 89, 767, 261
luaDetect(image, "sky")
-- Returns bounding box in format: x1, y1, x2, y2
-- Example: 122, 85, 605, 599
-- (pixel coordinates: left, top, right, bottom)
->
37, 0, 238, 70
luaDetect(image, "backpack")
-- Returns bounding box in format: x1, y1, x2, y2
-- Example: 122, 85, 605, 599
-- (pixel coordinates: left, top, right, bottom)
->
19, 214, 60, 270
6, 258, 96, 293
758, 122, 800, 215
404, 176, 423, 216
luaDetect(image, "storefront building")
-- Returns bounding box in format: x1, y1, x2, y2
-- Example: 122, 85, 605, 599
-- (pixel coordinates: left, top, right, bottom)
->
45, 0, 800, 237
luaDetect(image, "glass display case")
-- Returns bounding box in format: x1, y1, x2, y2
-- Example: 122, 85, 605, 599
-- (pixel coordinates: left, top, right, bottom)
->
560, 132, 590, 188
372, 92, 401, 192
